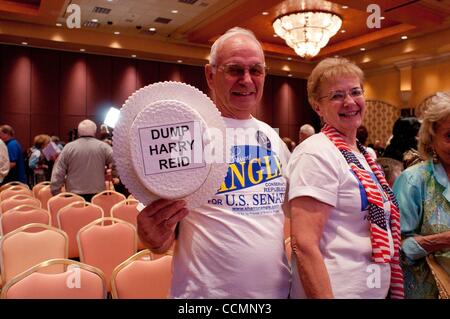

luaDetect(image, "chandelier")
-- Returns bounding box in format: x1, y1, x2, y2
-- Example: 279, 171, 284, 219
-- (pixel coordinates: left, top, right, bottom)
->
273, 11, 342, 58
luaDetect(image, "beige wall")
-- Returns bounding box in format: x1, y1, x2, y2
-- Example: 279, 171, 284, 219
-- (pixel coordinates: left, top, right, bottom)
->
364, 70, 401, 107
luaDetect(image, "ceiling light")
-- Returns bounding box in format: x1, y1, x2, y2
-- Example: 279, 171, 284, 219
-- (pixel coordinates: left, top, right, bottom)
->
131, 54, 137, 58
273, 34, 278, 37
80, 48, 85, 52
177, 60, 183, 63
342, 5, 349, 9
401, 35, 408, 40
262, 12, 269, 16
91, 19, 99, 23
360, 48, 366, 51
149, 27, 156, 32
273, 11, 342, 58
340, 29, 346, 33
287, 57, 292, 60
56, 23, 62, 27
288, 73, 293, 77
380, 16, 385, 20
114, 31, 120, 35
171, 10, 179, 14
21, 42, 28, 45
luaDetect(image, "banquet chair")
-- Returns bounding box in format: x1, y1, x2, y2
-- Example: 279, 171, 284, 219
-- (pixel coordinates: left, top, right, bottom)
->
110, 199, 145, 250
37, 185, 53, 211
0, 223, 68, 285
77, 217, 137, 291
0, 186, 33, 201
0, 194, 41, 214
47, 192, 85, 227
0, 206, 51, 236
57, 201, 104, 258
1, 258, 107, 299
111, 249, 172, 299
0, 181, 29, 193
32, 181, 51, 198
91, 190, 126, 218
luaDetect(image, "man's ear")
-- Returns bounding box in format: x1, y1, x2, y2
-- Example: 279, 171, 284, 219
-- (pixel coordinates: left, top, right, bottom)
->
205, 64, 214, 90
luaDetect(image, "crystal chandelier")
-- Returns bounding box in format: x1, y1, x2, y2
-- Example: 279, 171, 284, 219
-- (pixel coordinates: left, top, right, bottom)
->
273, 11, 342, 58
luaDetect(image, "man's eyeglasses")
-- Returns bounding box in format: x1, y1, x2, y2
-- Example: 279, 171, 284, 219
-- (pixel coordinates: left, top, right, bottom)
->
319, 87, 364, 102
213, 63, 266, 78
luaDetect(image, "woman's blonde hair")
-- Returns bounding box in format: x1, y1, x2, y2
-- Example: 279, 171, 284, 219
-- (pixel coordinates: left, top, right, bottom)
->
33, 134, 51, 149
418, 92, 450, 160
307, 57, 364, 107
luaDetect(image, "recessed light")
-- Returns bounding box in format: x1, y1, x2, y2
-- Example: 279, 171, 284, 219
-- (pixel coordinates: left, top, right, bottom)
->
177, 60, 183, 63
273, 34, 278, 37
21, 42, 28, 45
56, 23, 62, 27
131, 54, 137, 58
401, 35, 408, 40
80, 48, 85, 52
334, 55, 339, 58
288, 73, 293, 77
114, 31, 120, 35
360, 48, 366, 51
262, 12, 269, 15
287, 57, 292, 61
91, 19, 98, 23
171, 10, 179, 14
380, 16, 385, 20
341, 5, 348, 9
340, 29, 346, 33
149, 27, 156, 32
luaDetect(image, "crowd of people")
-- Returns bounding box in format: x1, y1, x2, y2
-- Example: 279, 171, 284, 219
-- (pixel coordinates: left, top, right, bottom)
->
0, 26, 449, 299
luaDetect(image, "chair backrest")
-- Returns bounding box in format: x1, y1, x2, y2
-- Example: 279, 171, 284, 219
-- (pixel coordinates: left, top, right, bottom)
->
37, 185, 53, 211
32, 181, 51, 198
78, 217, 137, 291
91, 190, 126, 218
0, 186, 33, 201
47, 192, 85, 227
111, 250, 172, 299
0, 223, 68, 285
1, 258, 107, 299
0, 194, 41, 214
57, 201, 104, 258
0, 182, 29, 193
110, 199, 144, 249
0, 207, 51, 236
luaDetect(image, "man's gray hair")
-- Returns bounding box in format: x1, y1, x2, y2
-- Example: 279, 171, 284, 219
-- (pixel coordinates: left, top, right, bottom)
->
209, 27, 264, 66
78, 119, 97, 137
299, 124, 315, 136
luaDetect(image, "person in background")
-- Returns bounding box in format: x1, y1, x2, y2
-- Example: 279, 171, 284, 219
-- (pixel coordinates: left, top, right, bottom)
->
393, 92, 450, 298
51, 135, 65, 151
50, 119, 116, 202
376, 157, 404, 188
286, 57, 403, 299
298, 124, 315, 144
28, 134, 52, 185
383, 117, 421, 165
282, 136, 296, 152
356, 125, 377, 159
0, 139, 10, 184
137, 27, 291, 298
0, 125, 27, 184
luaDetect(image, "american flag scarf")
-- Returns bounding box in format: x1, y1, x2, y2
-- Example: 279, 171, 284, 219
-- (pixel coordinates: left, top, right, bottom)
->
322, 124, 404, 299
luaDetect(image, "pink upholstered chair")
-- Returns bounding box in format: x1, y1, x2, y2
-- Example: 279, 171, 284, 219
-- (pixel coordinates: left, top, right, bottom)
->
37, 185, 53, 211
0, 186, 33, 201
0, 195, 41, 214
57, 201, 104, 258
77, 217, 137, 292
32, 181, 51, 198
110, 199, 145, 250
0, 206, 51, 236
47, 192, 85, 227
111, 250, 172, 299
91, 190, 126, 218
0, 223, 68, 285
0, 181, 29, 193
1, 258, 107, 299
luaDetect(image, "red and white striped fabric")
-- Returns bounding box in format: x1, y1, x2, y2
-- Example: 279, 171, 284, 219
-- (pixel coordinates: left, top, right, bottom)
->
322, 124, 404, 299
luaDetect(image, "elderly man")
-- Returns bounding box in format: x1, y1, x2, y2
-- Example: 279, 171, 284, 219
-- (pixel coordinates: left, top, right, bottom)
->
0, 139, 10, 184
0, 125, 26, 184
137, 27, 291, 298
50, 119, 115, 201
298, 124, 315, 144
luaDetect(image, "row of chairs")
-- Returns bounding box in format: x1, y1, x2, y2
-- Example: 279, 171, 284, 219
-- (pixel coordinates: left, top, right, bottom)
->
0, 221, 172, 298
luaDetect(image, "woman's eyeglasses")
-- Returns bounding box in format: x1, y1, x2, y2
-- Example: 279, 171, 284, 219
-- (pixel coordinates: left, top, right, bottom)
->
319, 87, 364, 102
213, 63, 266, 78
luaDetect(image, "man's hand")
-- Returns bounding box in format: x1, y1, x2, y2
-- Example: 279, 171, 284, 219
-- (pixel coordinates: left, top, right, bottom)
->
137, 199, 189, 253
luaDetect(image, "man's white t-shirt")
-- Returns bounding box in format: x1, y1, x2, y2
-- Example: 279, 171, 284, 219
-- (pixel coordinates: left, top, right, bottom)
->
171, 117, 291, 298
286, 133, 393, 299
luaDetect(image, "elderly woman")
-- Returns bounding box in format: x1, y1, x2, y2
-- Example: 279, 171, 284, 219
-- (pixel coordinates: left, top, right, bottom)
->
286, 57, 403, 299
393, 92, 450, 298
